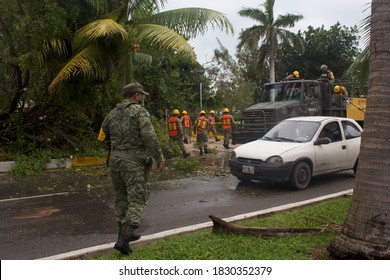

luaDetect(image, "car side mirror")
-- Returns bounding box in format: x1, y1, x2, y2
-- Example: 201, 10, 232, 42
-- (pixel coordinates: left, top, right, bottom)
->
314, 137, 331, 145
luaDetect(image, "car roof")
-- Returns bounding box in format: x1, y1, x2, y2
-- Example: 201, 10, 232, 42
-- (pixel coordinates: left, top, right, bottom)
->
283, 116, 354, 122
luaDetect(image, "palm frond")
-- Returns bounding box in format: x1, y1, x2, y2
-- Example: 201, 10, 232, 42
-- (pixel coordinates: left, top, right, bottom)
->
342, 2, 371, 84
358, 5, 371, 49
83, 0, 108, 14
128, 0, 167, 12
238, 8, 268, 24
21, 38, 69, 67
143, 8, 234, 38
136, 23, 196, 60
276, 29, 305, 52
74, 19, 128, 49
274, 14, 304, 28
237, 26, 267, 50
48, 46, 112, 94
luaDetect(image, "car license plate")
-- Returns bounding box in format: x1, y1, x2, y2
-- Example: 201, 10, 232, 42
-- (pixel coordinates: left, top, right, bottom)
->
242, 165, 255, 174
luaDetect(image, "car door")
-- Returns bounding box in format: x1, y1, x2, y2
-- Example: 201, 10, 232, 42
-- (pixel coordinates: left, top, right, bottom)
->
314, 121, 347, 173
341, 120, 362, 169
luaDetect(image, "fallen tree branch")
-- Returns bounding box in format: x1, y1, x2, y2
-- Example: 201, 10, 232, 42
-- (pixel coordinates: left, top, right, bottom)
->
209, 215, 337, 237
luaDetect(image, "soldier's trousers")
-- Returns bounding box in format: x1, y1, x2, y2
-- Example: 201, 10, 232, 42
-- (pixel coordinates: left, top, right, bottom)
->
197, 132, 208, 151
110, 161, 150, 228
168, 136, 187, 153
223, 129, 232, 146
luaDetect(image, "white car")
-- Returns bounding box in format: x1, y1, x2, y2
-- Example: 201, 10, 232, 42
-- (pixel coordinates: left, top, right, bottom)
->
229, 116, 362, 189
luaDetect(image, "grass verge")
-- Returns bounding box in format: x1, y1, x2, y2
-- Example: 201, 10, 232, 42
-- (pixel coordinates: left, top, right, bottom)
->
95, 195, 351, 260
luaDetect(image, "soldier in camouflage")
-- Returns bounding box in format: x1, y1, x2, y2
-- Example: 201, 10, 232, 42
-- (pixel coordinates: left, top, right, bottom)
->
98, 83, 165, 255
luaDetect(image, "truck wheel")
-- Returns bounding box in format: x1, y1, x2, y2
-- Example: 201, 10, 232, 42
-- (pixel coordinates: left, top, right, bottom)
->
289, 161, 311, 190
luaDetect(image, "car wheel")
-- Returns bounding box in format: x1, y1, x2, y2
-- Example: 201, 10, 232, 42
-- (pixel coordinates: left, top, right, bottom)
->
237, 175, 251, 182
289, 161, 311, 190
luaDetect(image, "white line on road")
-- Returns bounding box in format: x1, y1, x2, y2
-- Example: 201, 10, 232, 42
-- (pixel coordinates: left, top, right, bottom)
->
0, 192, 70, 203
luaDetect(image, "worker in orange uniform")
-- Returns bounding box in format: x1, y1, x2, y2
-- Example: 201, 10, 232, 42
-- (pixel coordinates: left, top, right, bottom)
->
208, 110, 220, 142
181, 110, 192, 144
194, 110, 209, 155
168, 109, 190, 158
221, 108, 236, 149
285, 71, 300, 80
333, 85, 348, 97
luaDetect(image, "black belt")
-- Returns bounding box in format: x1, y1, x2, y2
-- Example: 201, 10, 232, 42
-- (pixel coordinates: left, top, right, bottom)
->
110, 150, 146, 164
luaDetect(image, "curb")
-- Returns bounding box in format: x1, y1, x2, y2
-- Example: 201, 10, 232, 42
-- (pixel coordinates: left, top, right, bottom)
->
39, 189, 353, 260
0, 157, 106, 173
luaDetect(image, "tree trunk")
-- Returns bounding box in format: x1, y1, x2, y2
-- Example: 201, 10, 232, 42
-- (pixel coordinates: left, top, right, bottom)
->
328, 0, 390, 259
269, 56, 276, 83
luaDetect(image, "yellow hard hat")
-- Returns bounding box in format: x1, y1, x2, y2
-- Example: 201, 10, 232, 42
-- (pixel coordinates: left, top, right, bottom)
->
210, 110, 215, 114
199, 110, 206, 115
293, 71, 299, 77
182, 110, 187, 115
172, 109, 180, 115
334, 85, 340, 93
223, 108, 229, 113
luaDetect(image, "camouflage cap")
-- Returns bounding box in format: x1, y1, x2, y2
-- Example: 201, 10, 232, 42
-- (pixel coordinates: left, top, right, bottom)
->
123, 83, 149, 96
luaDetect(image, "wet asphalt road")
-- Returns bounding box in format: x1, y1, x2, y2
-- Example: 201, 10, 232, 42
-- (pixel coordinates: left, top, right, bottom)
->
0, 155, 355, 260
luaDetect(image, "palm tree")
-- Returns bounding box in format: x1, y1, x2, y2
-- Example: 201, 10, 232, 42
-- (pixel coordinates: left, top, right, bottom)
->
48, 0, 233, 93
237, 0, 303, 83
328, 0, 390, 259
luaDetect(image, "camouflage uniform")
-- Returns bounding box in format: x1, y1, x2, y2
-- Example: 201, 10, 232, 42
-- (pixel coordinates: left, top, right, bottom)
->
98, 83, 164, 254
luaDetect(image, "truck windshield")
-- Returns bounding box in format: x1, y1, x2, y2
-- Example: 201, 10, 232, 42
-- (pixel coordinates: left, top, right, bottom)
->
260, 82, 303, 102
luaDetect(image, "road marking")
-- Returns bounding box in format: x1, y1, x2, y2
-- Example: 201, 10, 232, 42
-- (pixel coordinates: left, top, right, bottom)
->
0, 192, 70, 203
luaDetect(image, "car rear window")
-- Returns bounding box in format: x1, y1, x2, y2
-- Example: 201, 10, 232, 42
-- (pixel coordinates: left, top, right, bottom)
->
342, 121, 362, 139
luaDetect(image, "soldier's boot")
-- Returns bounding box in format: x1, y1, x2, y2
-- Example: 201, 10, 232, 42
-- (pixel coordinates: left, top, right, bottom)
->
114, 234, 132, 255
199, 148, 203, 155
183, 138, 188, 144
204, 148, 208, 154
183, 151, 190, 158
117, 222, 140, 242
114, 223, 137, 255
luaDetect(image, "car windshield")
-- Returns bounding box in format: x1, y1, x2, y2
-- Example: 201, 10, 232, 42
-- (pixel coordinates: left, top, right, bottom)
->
262, 120, 320, 142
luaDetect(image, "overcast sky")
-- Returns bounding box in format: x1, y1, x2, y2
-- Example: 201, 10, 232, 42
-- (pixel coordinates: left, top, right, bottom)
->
163, 0, 371, 64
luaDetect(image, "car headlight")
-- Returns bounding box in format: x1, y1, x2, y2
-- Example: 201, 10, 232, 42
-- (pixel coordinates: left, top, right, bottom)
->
266, 156, 283, 166
230, 151, 237, 160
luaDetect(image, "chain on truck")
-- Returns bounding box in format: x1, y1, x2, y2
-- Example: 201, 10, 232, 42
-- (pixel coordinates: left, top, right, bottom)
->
231, 79, 367, 144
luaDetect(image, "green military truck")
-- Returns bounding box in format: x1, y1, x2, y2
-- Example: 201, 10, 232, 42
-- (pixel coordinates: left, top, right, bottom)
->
231, 79, 366, 144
